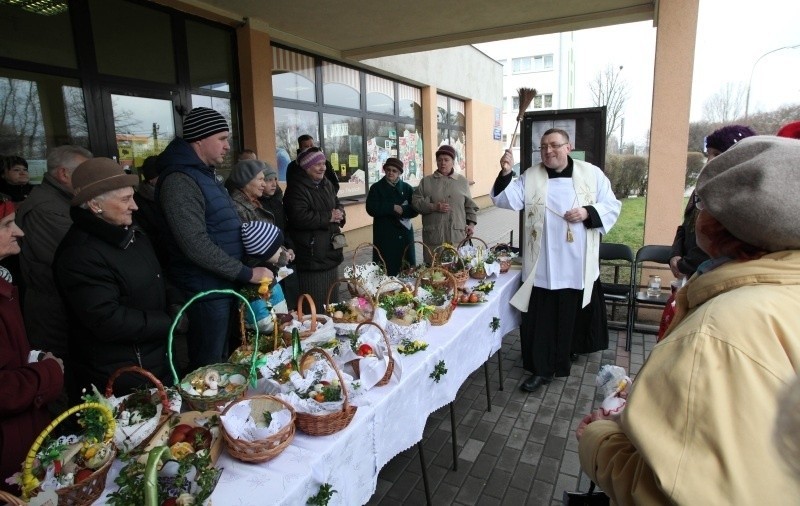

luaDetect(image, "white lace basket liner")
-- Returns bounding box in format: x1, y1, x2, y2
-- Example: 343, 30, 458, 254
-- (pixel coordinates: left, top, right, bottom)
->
344, 242, 407, 298
103, 365, 181, 453
281, 293, 337, 344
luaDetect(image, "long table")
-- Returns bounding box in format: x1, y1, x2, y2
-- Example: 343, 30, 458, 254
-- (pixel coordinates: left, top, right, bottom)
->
97, 270, 521, 505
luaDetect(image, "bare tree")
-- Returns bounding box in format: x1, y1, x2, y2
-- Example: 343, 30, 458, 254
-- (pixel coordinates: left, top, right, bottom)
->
589, 65, 629, 140
702, 82, 746, 123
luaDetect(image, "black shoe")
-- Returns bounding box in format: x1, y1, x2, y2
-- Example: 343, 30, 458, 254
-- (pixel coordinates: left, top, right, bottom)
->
520, 375, 552, 392
570, 353, 579, 363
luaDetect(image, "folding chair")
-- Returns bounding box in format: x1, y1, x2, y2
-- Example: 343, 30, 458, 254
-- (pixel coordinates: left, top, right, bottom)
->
598, 242, 635, 350
630, 245, 673, 349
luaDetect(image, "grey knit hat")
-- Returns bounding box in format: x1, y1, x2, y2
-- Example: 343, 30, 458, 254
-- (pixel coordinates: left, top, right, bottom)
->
242, 221, 284, 260
229, 160, 267, 189
696, 135, 800, 252
182, 107, 229, 143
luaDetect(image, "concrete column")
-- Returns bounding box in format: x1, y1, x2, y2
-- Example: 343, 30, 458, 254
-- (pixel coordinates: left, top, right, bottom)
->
236, 24, 276, 166
421, 86, 438, 176
645, 0, 699, 245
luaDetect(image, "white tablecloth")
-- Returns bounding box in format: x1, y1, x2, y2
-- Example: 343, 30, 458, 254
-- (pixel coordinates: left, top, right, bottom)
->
97, 270, 521, 505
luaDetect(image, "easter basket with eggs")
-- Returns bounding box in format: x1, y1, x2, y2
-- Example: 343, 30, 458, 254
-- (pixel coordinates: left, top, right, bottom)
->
103, 365, 181, 453
378, 286, 434, 344
397, 241, 433, 283
280, 293, 336, 345
490, 243, 520, 273
108, 411, 223, 506
168, 289, 260, 412
345, 321, 396, 388
283, 348, 358, 436
433, 243, 469, 289
416, 266, 458, 326
11, 402, 117, 505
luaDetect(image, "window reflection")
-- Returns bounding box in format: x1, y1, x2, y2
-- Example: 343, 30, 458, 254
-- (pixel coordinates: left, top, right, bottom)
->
323, 62, 360, 109
323, 113, 363, 199
274, 107, 319, 181
0, 69, 88, 183
437, 95, 467, 175
366, 74, 394, 115
272, 47, 316, 102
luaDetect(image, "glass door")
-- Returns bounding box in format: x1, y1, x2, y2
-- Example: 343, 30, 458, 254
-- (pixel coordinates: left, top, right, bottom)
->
103, 90, 181, 174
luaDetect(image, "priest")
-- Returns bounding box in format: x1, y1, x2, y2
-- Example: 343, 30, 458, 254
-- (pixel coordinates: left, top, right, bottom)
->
492, 128, 621, 392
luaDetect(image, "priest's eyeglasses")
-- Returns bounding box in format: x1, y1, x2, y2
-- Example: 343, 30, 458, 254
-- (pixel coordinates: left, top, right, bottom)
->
539, 142, 569, 151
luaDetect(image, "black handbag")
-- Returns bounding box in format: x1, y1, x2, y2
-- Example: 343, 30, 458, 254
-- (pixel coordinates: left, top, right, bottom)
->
562, 481, 610, 506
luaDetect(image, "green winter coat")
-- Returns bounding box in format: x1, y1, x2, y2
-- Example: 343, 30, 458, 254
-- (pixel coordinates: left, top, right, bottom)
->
366, 177, 418, 275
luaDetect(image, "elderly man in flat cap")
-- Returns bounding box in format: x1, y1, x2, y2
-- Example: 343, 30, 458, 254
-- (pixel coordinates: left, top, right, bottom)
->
156, 107, 272, 370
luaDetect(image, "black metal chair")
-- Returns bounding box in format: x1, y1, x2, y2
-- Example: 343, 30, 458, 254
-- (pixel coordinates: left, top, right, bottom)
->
630, 245, 673, 349
599, 242, 635, 349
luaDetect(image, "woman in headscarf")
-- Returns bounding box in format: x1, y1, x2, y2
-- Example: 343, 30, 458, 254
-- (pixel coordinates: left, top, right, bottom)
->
366, 157, 419, 275
412, 145, 478, 262
53, 158, 174, 404
0, 195, 64, 494
577, 136, 800, 504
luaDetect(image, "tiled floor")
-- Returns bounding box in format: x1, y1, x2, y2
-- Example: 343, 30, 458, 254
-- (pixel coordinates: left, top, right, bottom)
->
367, 327, 656, 505
344, 204, 658, 505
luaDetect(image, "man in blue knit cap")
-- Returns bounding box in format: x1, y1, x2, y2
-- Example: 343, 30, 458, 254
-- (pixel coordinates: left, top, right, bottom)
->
156, 107, 272, 370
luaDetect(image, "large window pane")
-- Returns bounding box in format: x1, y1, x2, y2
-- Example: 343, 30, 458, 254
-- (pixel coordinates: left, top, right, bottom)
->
323, 113, 363, 199
322, 62, 360, 109
366, 119, 396, 188
272, 47, 316, 102
366, 74, 394, 115
89, 0, 175, 83
274, 107, 319, 181
398, 83, 421, 120
1, 68, 88, 183
0, 2, 76, 68
110, 95, 176, 172
398, 122, 424, 185
187, 20, 234, 92
451, 98, 466, 128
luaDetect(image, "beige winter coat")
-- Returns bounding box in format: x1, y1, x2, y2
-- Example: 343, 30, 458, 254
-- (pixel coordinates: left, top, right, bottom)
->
412, 170, 478, 261
579, 250, 800, 505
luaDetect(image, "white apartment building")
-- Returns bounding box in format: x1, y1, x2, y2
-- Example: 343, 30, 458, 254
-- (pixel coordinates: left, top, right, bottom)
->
475, 33, 576, 161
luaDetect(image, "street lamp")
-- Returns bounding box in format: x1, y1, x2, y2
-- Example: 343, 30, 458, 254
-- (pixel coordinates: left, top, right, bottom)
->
745, 44, 800, 119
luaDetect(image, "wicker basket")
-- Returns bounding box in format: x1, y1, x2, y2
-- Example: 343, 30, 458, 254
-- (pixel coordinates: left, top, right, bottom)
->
168, 289, 259, 412
458, 236, 492, 279
221, 395, 296, 463
281, 293, 335, 344
491, 243, 515, 273
416, 267, 458, 326
433, 244, 469, 289
294, 348, 357, 436
230, 304, 284, 369
378, 285, 432, 344
21, 402, 116, 504
348, 321, 395, 387
325, 277, 375, 324
0, 491, 25, 505
398, 241, 433, 280
104, 365, 174, 452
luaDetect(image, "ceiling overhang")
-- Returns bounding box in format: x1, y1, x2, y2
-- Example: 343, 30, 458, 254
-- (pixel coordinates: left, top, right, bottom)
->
160, 0, 656, 61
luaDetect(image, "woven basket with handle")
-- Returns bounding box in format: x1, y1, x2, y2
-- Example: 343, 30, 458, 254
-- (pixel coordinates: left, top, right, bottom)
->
21, 402, 116, 504
491, 243, 516, 273
458, 236, 490, 279
221, 395, 296, 463
168, 289, 259, 412
433, 244, 469, 288
416, 266, 458, 326
294, 348, 357, 436
348, 321, 395, 386
104, 365, 174, 452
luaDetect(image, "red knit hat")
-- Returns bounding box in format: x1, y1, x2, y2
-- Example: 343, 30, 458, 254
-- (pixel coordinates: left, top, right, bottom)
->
0, 194, 14, 219
777, 121, 800, 140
